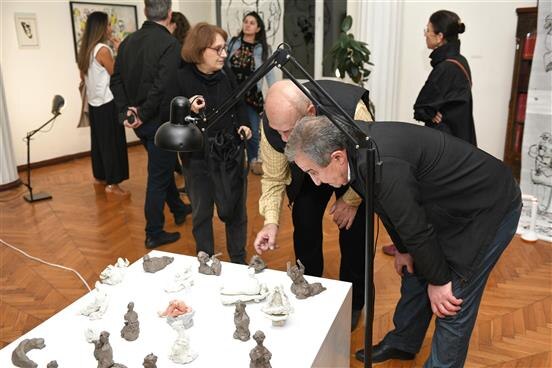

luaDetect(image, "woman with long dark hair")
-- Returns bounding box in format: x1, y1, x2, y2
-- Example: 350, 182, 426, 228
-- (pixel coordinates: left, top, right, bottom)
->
227, 11, 276, 175
77, 11, 129, 198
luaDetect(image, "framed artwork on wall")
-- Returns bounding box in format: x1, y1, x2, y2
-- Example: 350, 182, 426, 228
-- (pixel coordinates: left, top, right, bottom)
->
14, 13, 40, 48
69, 1, 138, 60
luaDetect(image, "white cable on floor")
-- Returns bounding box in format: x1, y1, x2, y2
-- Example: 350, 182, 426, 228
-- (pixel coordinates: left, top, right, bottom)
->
0, 238, 91, 292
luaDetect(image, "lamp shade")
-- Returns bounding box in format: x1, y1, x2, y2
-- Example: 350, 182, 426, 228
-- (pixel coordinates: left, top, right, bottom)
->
154, 96, 204, 152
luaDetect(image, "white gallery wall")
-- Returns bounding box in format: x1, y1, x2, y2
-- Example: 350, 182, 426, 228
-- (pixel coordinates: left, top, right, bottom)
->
1, 0, 212, 167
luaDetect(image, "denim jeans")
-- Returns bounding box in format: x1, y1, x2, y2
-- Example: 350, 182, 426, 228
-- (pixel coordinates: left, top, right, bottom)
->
383, 206, 521, 368
245, 104, 260, 163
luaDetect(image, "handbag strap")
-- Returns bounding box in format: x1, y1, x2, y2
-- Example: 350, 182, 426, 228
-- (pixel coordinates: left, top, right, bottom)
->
446, 58, 472, 88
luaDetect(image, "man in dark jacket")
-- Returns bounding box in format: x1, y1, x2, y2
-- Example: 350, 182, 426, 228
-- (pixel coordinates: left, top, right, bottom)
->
110, 0, 190, 248
283, 116, 521, 367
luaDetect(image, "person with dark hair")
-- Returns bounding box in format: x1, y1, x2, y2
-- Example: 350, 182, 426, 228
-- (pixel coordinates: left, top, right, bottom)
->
110, 0, 191, 249
168, 11, 190, 46
284, 116, 520, 366
77, 11, 129, 198
227, 11, 276, 176
171, 22, 252, 264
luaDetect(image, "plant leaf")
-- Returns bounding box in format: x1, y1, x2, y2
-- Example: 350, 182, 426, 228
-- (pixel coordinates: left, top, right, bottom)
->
341, 15, 352, 32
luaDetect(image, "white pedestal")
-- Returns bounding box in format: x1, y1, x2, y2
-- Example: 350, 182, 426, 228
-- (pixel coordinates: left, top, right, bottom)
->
0, 250, 352, 367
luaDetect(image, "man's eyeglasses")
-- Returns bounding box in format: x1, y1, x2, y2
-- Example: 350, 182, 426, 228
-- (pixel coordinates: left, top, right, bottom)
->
207, 45, 228, 56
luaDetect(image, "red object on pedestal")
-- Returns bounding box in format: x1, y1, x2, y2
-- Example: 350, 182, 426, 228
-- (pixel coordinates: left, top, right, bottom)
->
522, 32, 536, 60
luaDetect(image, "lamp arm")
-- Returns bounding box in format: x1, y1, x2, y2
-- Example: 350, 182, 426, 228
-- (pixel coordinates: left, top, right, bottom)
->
26, 112, 61, 138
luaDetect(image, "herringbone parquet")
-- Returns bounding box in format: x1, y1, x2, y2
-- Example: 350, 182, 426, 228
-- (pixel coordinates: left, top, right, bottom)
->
0, 145, 550, 367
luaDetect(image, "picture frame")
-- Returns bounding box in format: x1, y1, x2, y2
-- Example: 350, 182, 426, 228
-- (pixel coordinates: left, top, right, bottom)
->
14, 13, 39, 48
69, 1, 138, 60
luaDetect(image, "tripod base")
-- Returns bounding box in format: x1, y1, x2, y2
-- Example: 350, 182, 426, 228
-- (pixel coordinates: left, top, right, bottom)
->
23, 191, 52, 202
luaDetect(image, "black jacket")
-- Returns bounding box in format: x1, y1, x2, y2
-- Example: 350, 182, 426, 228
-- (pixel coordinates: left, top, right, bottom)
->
348, 122, 520, 285
110, 21, 180, 138
413, 40, 477, 145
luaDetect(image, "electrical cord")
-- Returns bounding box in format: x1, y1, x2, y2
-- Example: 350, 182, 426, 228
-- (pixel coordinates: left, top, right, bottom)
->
0, 238, 91, 292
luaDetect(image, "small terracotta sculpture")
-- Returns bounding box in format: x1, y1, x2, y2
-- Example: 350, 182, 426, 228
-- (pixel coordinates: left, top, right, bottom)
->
287, 260, 326, 299
99, 257, 129, 285
197, 251, 222, 275
169, 321, 198, 364
92, 331, 127, 368
248, 255, 267, 273
165, 265, 194, 292
249, 330, 272, 368
262, 285, 293, 326
233, 302, 251, 341
121, 302, 140, 341
158, 300, 192, 318
11, 338, 45, 368
142, 254, 174, 273
80, 281, 109, 320
142, 353, 157, 368
47, 361, 58, 368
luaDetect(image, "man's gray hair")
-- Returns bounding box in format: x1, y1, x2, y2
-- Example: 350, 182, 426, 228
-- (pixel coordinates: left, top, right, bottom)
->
145, 0, 171, 21
285, 115, 348, 167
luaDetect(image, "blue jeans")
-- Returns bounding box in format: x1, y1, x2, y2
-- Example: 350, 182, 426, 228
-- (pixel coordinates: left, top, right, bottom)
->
383, 206, 521, 368
245, 105, 260, 163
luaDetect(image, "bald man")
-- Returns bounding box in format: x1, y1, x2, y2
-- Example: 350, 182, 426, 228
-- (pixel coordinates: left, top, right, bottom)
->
253, 80, 372, 330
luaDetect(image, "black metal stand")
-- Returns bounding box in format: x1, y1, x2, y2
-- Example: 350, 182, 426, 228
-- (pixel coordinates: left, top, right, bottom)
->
23, 113, 60, 203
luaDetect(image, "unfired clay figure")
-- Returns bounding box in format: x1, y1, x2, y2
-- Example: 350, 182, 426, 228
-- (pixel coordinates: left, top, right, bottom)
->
248, 255, 266, 273
249, 330, 272, 368
169, 319, 198, 364
197, 251, 221, 275
262, 285, 293, 326
11, 338, 45, 368
220, 268, 269, 305
120, 302, 140, 341
233, 302, 251, 341
164, 265, 194, 293
80, 281, 109, 320
92, 331, 127, 368
287, 260, 326, 299
99, 257, 129, 285
47, 361, 58, 368
142, 353, 157, 368
158, 300, 192, 318
142, 254, 174, 273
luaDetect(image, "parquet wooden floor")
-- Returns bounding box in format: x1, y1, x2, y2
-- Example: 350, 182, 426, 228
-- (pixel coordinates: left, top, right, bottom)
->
0, 145, 550, 367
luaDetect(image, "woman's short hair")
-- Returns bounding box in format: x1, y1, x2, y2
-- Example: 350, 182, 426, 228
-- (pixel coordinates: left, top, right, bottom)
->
182, 22, 228, 64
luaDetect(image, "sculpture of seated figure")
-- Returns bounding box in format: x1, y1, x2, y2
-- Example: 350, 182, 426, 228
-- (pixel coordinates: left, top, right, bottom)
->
233, 302, 250, 341
197, 251, 222, 276
92, 331, 127, 368
249, 330, 272, 368
142, 254, 174, 273
262, 285, 293, 326
142, 353, 157, 368
248, 255, 266, 273
121, 302, 140, 341
286, 259, 326, 299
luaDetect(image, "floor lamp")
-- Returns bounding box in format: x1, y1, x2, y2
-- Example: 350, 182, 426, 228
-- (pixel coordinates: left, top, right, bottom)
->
155, 45, 377, 367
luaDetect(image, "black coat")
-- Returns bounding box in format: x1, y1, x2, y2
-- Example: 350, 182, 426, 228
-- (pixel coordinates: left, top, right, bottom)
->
348, 122, 520, 285
413, 40, 477, 145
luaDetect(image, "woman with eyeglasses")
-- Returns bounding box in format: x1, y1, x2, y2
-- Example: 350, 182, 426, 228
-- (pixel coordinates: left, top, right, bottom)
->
171, 22, 252, 264
414, 10, 477, 146
227, 11, 276, 176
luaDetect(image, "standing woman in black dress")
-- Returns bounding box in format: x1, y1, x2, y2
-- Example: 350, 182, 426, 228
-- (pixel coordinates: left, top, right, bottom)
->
414, 10, 477, 145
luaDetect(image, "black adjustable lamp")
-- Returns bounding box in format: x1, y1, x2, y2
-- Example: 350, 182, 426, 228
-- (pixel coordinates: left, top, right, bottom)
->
154, 44, 377, 367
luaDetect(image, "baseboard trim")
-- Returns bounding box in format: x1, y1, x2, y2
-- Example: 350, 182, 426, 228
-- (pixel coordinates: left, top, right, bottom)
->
16, 140, 142, 172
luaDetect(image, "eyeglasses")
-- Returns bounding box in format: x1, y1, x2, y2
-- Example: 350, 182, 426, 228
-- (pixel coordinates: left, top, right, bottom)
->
207, 45, 228, 56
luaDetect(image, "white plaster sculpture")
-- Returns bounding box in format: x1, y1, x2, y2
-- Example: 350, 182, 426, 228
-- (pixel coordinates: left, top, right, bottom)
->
262, 285, 293, 326
99, 257, 129, 285
220, 268, 269, 305
80, 282, 109, 320
165, 265, 194, 293
85, 328, 101, 343
169, 319, 198, 364
11, 338, 45, 368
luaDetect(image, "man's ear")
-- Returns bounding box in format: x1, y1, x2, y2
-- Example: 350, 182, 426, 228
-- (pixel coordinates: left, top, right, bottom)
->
330, 149, 347, 165
306, 103, 316, 116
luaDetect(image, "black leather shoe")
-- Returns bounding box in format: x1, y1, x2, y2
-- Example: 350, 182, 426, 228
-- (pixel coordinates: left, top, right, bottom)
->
355, 342, 415, 363
351, 308, 362, 331
145, 231, 181, 249
174, 205, 192, 225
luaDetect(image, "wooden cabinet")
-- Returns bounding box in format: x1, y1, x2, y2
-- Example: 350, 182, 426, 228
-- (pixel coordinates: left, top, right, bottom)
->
503, 7, 538, 180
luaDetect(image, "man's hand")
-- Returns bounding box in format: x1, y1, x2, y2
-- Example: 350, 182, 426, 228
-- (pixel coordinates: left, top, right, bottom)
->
253, 224, 279, 254
123, 106, 143, 129
432, 111, 443, 124
427, 282, 463, 318
394, 252, 414, 276
238, 126, 252, 140
190, 95, 205, 113
329, 197, 358, 230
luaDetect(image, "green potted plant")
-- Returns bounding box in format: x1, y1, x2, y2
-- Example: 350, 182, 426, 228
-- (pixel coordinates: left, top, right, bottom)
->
327, 15, 373, 85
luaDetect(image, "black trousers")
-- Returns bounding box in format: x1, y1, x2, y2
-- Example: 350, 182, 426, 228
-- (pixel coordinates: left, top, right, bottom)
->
292, 175, 366, 310
141, 135, 189, 238
89, 101, 129, 185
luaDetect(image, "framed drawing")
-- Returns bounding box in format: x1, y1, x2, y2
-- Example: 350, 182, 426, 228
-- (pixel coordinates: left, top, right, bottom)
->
69, 1, 138, 60
15, 13, 39, 48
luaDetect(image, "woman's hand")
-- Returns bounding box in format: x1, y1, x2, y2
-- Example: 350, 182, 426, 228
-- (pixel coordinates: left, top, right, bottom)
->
432, 111, 443, 124
237, 126, 252, 140
190, 95, 205, 114
109, 36, 121, 53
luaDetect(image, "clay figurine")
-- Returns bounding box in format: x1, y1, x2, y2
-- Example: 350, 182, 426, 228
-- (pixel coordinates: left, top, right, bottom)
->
80, 281, 109, 320
159, 300, 195, 329
262, 285, 293, 326
220, 268, 269, 305
99, 257, 129, 285
249, 330, 272, 368
142, 353, 157, 368
165, 265, 194, 292
287, 260, 326, 299
197, 251, 222, 275
47, 361, 58, 368
92, 331, 127, 368
11, 338, 45, 368
248, 255, 267, 273
121, 302, 140, 341
233, 302, 251, 341
142, 254, 174, 273
169, 319, 198, 364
